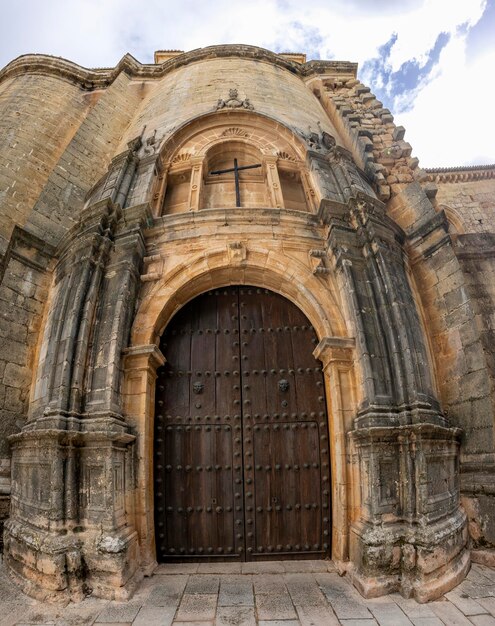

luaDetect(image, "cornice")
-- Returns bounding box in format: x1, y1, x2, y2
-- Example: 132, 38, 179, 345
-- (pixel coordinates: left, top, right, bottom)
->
0, 45, 358, 91
425, 163, 495, 184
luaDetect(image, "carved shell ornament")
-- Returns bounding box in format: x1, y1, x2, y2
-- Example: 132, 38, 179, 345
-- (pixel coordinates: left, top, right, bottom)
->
216, 88, 254, 110
221, 127, 250, 137
171, 152, 192, 165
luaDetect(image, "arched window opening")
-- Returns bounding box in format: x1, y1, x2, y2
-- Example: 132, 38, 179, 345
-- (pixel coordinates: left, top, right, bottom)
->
202, 141, 268, 209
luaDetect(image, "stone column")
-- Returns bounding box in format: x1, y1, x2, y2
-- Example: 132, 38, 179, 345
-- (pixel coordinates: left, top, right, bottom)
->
84, 202, 152, 416
322, 195, 468, 601
313, 337, 356, 564
122, 344, 165, 574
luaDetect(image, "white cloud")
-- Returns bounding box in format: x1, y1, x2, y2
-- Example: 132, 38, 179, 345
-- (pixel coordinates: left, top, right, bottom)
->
396, 35, 495, 167
384, 0, 486, 72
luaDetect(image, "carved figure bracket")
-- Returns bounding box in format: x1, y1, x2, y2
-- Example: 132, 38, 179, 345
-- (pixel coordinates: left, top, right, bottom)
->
297, 122, 336, 154
309, 248, 331, 275
216, 88, 254, 111
227, 241, 247, 265
141, 129, 164, 156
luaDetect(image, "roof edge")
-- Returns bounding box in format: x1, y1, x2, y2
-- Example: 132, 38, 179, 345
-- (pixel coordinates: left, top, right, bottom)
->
0, 45, 358, 90
425, 163, 495, 183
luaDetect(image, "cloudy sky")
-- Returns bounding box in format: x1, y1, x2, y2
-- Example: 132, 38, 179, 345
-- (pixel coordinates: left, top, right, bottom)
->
1, 0, 493, 168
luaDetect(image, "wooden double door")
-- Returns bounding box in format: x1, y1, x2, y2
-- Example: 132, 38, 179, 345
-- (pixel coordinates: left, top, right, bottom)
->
154, 287, 331, 561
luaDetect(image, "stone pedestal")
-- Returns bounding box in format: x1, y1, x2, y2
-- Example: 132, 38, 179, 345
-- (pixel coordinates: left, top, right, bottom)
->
4, 424, 140, 602
348, 423, 469, 602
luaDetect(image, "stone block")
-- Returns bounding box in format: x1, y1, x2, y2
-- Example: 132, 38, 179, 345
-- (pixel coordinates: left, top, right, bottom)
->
174, 593, 217, 622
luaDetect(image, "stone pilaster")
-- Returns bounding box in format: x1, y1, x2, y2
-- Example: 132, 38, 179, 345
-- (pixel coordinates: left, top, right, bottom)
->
322, 194, 468, 600
313, 337, 356, 564
4, 192, 152, 600
264, 156, 284, 208
188, 157, 204, 210
122, 344, 166, 574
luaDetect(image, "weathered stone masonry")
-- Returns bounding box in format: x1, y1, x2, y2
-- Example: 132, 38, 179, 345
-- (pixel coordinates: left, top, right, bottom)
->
0, 44, 493, 602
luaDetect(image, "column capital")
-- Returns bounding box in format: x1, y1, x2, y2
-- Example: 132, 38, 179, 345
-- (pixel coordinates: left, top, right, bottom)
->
122, 344, 166, 371
313, 336, 355, 368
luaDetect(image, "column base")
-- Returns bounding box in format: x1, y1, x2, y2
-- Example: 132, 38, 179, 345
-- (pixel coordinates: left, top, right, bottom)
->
349, 508, 469, 602
471, 548, 495, 567
4, 518, 86, 604
82, 527, 143, 600
4, 518, 142, 603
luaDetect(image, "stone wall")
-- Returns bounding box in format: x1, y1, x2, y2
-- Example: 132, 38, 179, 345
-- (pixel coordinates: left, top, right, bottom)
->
0, 74, 92, 254
428, 167, 495, 234
0, 43, 491, 600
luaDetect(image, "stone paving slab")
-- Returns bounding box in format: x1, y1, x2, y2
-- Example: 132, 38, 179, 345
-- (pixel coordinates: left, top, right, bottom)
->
3, 560, 495, 625
133, 606, 176, 626
216, 606, 257, 626
409, 618, 444, 626
174, 593, 217, 621
470, 616, 495, 626
218, 576, 254, 607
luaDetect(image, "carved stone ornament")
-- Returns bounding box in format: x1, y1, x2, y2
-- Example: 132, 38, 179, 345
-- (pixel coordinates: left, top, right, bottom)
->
141, 129, 164, 156
227, 241, 247, 265
309, 249, 331, 275
297, 122, 336, 154
193, 381, 204, 394
216, 88, 254, 111
278, 379, 290, 392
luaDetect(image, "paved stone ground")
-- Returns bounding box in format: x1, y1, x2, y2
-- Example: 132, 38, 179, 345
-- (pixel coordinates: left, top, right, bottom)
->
2, 558, 495, 626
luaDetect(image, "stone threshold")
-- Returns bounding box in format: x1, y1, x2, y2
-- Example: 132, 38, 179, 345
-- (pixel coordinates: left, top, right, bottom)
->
154, 558, 336, 575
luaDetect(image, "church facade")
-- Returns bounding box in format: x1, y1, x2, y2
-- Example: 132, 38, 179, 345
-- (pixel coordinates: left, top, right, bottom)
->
0, 44, 494, 604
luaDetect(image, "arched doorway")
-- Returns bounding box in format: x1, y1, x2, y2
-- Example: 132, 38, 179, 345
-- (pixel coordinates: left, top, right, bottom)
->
154, 286, 331, 562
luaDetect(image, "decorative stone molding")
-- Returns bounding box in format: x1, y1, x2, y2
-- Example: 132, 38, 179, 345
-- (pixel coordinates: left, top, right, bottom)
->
221, 127, 250, 137
425, 163, 495, 183
171, 152, 192, 165
227, 241, 247, 265
0, 46, 357, 91
313, 336, 355, 368
308, 248, 331, 274
276, 150, 297, 162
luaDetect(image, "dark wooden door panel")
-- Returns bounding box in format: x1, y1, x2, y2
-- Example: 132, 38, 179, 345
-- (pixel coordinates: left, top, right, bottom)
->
238, 288, 330, 559
161, 425, 236, 557
155, 286, 331, 561
155, 288, 244, 560
252, 424, 322, 555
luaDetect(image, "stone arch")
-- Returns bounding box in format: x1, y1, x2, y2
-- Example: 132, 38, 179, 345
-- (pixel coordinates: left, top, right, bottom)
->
123, 249, 357, 571
439, 204, 465, 235
158, 110, 309, 164
134, 247, 347, 345
154, 110, 320, 216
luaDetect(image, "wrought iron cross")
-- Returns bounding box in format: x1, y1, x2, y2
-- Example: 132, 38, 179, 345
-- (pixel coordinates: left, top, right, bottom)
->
210, 158, 262, 207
